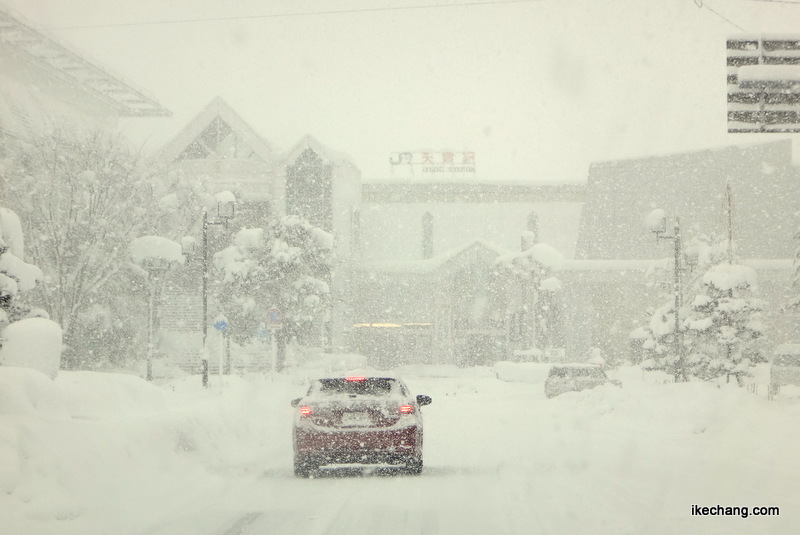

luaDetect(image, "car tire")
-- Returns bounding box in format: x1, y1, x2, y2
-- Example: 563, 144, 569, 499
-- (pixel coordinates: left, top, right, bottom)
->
403, 457, 423, 475
294, 457, 317, 478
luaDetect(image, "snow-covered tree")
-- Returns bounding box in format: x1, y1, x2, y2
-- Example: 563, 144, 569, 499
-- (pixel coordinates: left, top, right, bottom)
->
684, 263, 765, 383
638, 232, 765, 383
214, 214, 334, 371
0, 205, 62, 377
496, 232, 564, 353
0, 207, 44, 328
4, 126, 159, 367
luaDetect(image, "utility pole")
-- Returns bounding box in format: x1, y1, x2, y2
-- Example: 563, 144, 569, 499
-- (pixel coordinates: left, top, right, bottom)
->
202, 207, 209, 388
650, 211, 691, 382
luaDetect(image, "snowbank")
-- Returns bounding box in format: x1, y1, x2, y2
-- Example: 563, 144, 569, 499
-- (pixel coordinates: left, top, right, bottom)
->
494, 361, 553, 383
703, 263, 758, 292
2, 363, 799, 534
0, 318, 62, 378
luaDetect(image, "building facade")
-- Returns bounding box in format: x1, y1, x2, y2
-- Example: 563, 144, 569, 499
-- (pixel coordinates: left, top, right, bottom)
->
153, 98, 361, 370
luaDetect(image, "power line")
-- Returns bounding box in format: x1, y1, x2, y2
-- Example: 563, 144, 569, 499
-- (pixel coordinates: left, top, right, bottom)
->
48, 0, 548, 30
748, 0, 800, 4
701, 2, 747, 32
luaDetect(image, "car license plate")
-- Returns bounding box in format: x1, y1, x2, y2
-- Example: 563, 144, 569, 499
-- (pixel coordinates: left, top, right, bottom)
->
341, 412, 372, 427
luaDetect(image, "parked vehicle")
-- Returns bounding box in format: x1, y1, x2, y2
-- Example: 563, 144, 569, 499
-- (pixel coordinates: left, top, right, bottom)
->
545, 364, 621, 398
291, 375, 432, 477
769, 344, 800, 400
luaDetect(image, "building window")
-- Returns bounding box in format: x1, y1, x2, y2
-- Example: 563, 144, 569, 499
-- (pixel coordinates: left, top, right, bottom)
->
527, 211, 539, 237
422, 212, 433, 259
177, 115, 258, 161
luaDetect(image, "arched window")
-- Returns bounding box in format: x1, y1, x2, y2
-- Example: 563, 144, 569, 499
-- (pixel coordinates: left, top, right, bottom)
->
422, 212, 434, 259
351, 208, 361, 253
527, 211, 539, 238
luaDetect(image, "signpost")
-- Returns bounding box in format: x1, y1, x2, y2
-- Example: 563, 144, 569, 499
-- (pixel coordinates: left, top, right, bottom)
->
266, 308, 283, 373
213, 317, 229, 385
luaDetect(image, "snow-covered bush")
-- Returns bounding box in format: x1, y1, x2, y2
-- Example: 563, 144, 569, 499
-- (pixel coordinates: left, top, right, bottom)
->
0, 317, 62, 378
0, 204, 54, 374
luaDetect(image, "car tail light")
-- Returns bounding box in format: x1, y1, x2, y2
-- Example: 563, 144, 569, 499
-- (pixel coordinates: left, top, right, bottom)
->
399, 404, 414, 414
345, 376, 366, 382
299, 405, 312, 417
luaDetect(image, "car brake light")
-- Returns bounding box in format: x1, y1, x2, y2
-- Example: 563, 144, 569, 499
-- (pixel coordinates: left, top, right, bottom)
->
399, 404, 414, 414
299, 406, 312, 417
345, 376, 366, 382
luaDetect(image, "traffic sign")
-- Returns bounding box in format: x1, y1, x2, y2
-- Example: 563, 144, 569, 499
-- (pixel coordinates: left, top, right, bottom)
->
266, 308, 283, 329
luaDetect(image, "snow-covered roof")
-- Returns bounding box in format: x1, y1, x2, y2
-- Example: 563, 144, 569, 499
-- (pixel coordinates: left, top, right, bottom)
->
738, 65, 800, 84
355, 239, 509, 274
0, 5, 169, 117
280, 134, 357, 169
155, 96, 273, 164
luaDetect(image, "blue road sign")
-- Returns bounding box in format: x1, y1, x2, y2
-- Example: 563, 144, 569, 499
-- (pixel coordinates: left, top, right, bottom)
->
266, 308, 283, 329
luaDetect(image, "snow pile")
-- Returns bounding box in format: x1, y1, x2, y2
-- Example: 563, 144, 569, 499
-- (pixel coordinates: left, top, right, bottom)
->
702, 263, 758, 292
0, 207, 25, 258
128, 235, 185, 267
494, 361, 552, 383
645, 207, 666, 232
0, 367, 296, 534
0, 318, 62, 378
1, 363, 799, 534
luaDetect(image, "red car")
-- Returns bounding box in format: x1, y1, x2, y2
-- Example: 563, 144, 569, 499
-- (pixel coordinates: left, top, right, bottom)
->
291, 375, 432, 477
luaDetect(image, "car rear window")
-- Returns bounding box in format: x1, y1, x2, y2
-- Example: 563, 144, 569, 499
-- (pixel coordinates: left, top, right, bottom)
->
316, 378, 395, 396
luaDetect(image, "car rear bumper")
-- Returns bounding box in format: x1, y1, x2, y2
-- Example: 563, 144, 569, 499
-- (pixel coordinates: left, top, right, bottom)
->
294, 425, 421, 465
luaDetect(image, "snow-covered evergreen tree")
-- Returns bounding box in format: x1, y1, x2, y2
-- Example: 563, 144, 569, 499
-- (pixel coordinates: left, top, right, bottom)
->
214, 214, 334, 371
638, 231, 766, 383
684, 263, 765, 383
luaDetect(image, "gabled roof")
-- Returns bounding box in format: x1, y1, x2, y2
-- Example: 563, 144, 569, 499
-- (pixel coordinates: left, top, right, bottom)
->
156, 96, 274, 164
355, 239, 508, 275
0, 5, 169, 117
282, 134, 356, 168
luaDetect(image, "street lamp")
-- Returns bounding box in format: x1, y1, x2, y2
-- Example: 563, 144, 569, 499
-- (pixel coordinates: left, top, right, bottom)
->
648, 209, 695, 382
200, 196, 236, 388
141, 257, 173, 381
130, 236, 184, 382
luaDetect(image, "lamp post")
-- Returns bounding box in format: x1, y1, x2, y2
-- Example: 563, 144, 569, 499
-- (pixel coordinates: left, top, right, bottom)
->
648, 210, 697, 382
130, 236, 184, 382
142, 257, 171, 381
200, 197, 235, 388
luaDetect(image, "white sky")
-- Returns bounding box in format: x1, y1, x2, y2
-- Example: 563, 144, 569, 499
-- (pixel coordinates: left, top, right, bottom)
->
3, 0, 800, 181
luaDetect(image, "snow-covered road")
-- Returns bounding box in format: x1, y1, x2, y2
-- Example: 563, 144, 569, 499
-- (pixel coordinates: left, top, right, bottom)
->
2, 364, 799, 534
